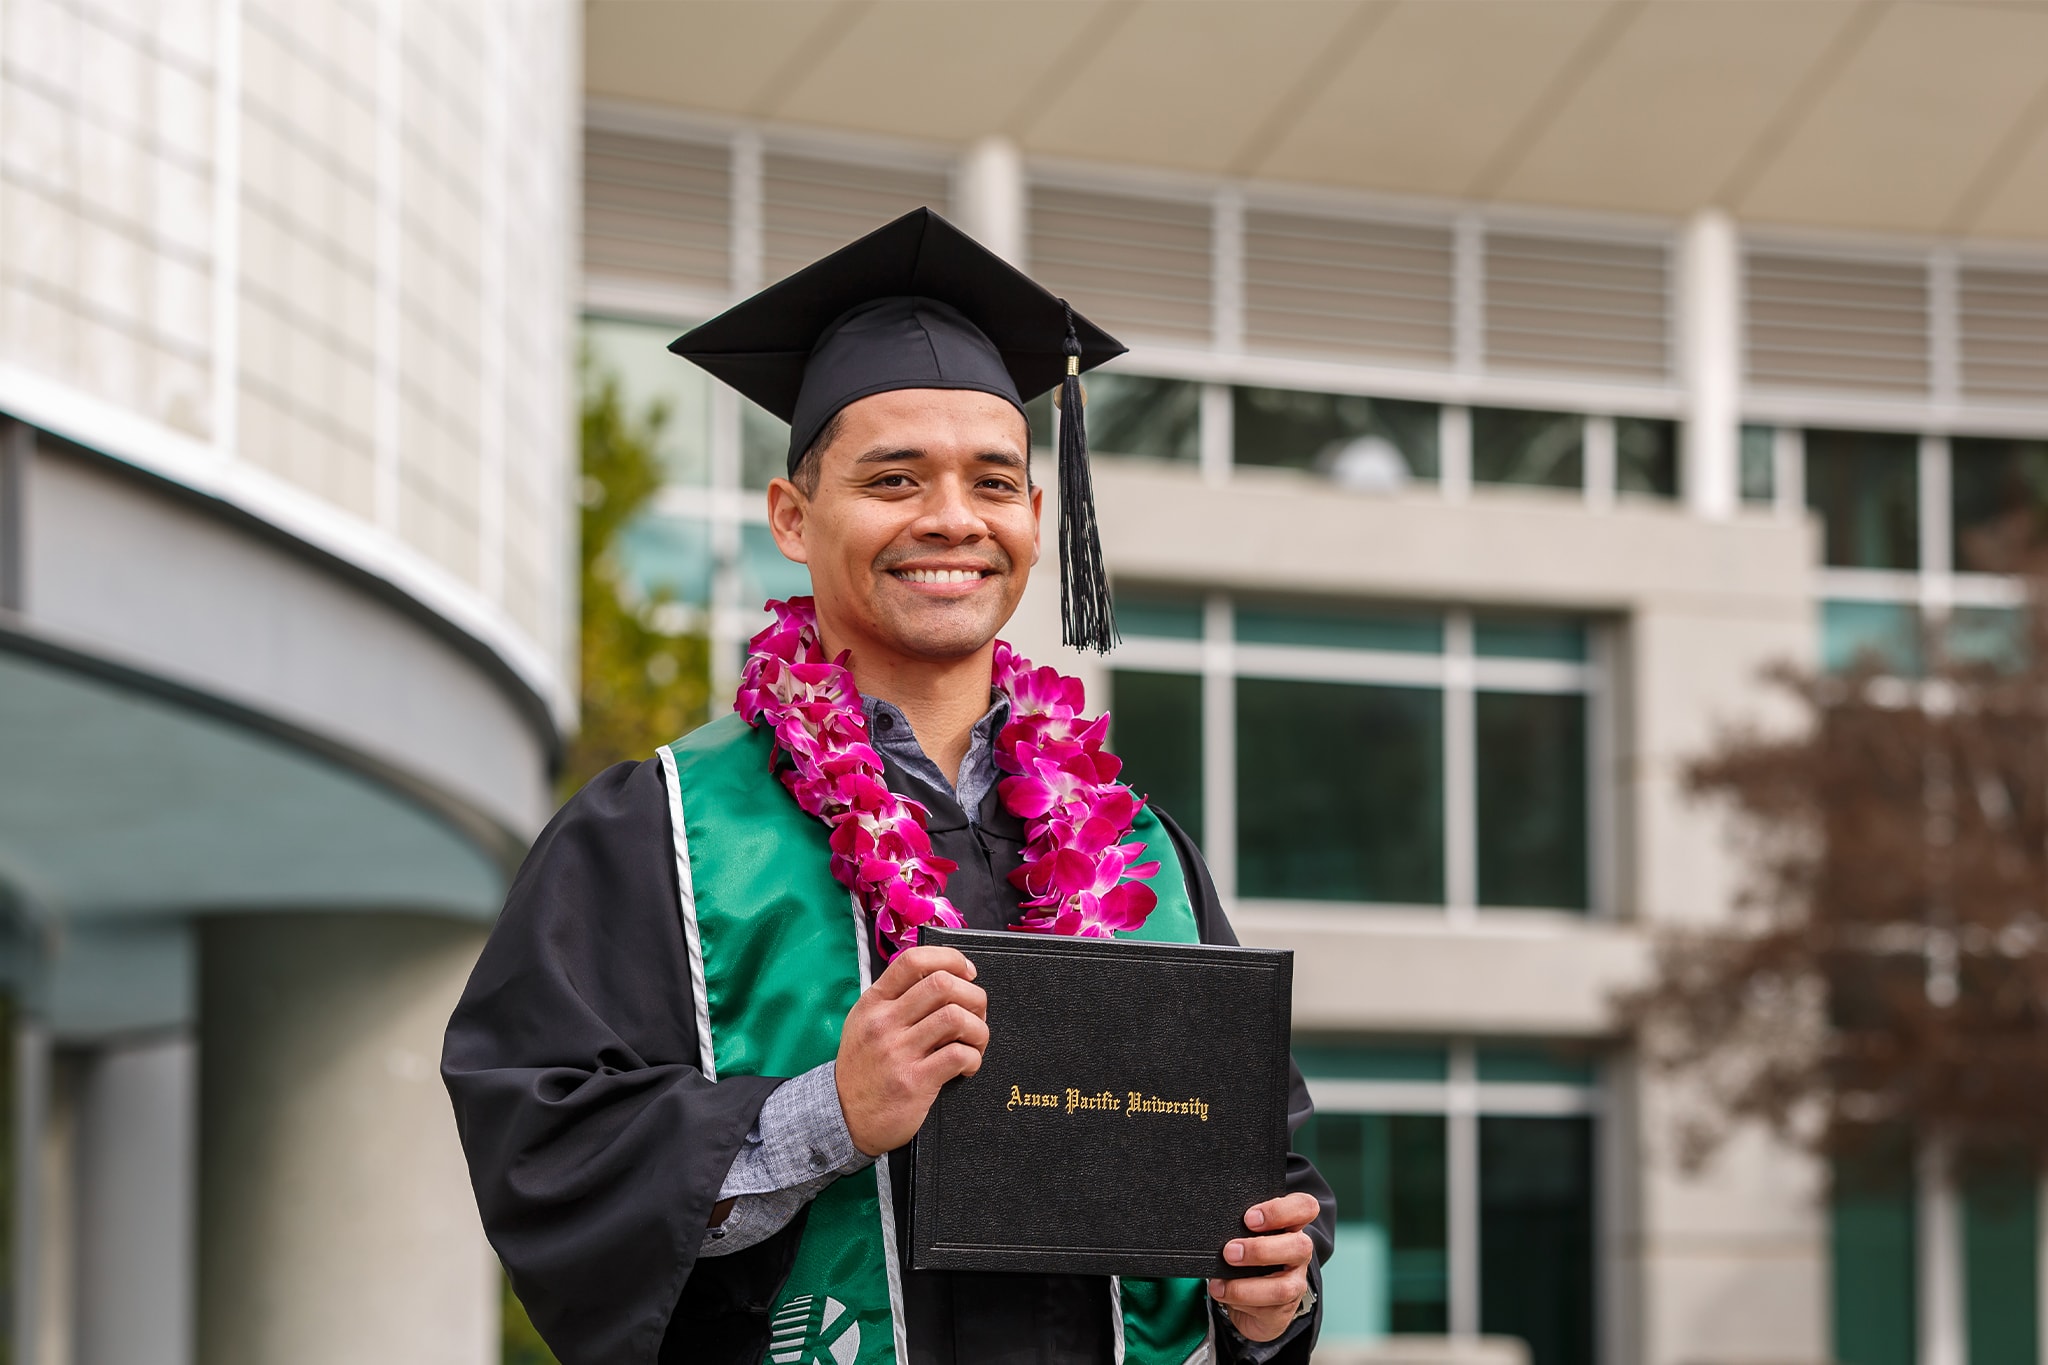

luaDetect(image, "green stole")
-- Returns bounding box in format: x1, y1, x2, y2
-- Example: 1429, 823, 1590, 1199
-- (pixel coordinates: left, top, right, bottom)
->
661, 714, 1215, 1365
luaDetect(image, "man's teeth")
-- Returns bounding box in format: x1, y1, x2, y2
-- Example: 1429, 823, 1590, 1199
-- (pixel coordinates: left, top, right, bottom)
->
898, 568, 983, 584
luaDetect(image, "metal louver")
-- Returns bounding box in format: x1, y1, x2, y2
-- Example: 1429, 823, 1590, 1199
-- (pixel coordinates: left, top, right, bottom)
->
761, 152, 951, 287
583, 128, 731, 295
1243, 209, 1454, 365
1746, 251, 1928, 395
1484, 231, 1669, 380
1028, 186, 1212, 344
1960, 264, 2048, 404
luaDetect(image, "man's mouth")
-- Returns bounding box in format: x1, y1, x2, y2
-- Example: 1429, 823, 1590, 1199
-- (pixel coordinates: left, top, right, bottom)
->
891, 568, 992, 585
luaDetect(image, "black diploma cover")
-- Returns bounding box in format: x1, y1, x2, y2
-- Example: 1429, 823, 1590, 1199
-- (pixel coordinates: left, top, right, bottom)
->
910, 926, 1294, 1279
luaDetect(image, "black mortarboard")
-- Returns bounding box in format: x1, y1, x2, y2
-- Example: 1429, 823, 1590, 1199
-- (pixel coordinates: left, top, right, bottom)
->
669, 207, 1127, 653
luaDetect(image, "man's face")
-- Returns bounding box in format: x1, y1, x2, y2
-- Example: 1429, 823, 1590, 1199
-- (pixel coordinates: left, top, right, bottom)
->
766, 388, 1041, 664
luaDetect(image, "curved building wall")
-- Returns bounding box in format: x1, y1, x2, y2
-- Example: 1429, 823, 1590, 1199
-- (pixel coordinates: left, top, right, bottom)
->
0, 0, 579, 733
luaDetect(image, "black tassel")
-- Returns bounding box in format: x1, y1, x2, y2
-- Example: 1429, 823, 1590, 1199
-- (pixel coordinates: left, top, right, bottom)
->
1055, 301, 1117, 654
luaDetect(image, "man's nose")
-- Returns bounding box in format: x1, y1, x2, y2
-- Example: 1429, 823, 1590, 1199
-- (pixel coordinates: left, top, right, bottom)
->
918, 475, 987, 541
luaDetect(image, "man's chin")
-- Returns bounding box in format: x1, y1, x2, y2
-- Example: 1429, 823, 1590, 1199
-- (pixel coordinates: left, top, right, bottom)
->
873, 602, 1012, 662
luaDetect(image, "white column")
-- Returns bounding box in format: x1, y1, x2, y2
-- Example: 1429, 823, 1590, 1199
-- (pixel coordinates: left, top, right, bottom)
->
1919, 1132, 1965, 1365
1198, 384, 1232, 486
1583, 414, 1616, 510
1679, 209, 1741, 520
13, 1021, 48, 1365
1212, 188, 1244, 355
1440, 406, 1472, 502
956, 136, 1026, 266
1201, 594, 1236, 904
1447, 1041, 1481, 1339
1444, 611, 1476, 923
76, 1035, 196, 1365
198, 914, 497, 1365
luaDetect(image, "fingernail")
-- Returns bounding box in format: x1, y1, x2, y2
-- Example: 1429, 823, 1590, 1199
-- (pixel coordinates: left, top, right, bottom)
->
1208, 1280, 1224, 1295
1246, 1208, 1265, 1229
1225, 1241, 1244, 1263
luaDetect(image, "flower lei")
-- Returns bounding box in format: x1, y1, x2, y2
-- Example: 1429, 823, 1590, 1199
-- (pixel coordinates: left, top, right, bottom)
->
733, 597, 1160, 959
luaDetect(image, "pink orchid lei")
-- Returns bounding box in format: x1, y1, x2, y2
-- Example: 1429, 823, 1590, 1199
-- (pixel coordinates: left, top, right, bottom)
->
733, 596, 1161, 959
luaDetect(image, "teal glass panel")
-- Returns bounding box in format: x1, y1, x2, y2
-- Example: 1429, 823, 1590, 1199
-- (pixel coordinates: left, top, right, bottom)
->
1480, 1115, 1597, 1365
1949, 606, 2026, 673
1294, 1040, 1450, 1082
1086, 373, 1200, 462
1236, 679, 1444, 903
1235, 603, 1443, 653
1474, 615, 1588, 662
1964, 1156, 2040, 1365
1805, 429, 1920, 570
1741, 424, 1776, 504
1832, 1140, 1917, 1365
1953, 436, 2048, 574
1616, 417, 1678, 498
583, 317, 713, 487
1117, 595, 1205, 640
1108, 670, 1203, 838
1822, 600, 1922, 676
1297, 1112, 1449, 1342
1233, 387, 1440, 483
1476, 1044, 1597, 1086
740, 521, 811, 606
1473, 408, 1583, 490
742, 398, 789, 491
617, 513, 713, 606
1476, 692, 1589, 911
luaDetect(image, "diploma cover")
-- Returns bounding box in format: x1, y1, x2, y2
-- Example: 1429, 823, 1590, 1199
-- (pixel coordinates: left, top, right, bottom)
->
910, 926, 1294, 1279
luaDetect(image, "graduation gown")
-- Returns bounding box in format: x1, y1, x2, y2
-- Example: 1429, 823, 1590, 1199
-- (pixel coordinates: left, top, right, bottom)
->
442, 746, 1336, 1365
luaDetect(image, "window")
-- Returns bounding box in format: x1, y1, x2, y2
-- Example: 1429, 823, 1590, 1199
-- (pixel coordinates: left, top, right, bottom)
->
1233, 387, 1440, 486
1109, 594, 1601, 913
1806, 429, 1920, 570
1615, 418, 1677, 499
1951, 436, 2048, 574
1473, 408, 1584, 490
1086, 373, 1200, 462
584, 317, 713, 487
1741, 424, 1777, 504
1297, 1039, 1600, 1365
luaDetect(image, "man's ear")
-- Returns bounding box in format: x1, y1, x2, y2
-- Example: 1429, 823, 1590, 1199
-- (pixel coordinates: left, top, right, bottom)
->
765, 477, 811, 564
1028, 481, 1043, 568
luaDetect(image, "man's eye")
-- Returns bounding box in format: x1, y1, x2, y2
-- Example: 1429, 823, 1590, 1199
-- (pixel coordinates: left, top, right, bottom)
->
874, 474, 913, 488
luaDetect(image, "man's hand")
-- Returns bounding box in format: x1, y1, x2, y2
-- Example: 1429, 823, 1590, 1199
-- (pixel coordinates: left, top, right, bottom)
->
835, 945, 988, 1156
1207, 1192, 1321, 1343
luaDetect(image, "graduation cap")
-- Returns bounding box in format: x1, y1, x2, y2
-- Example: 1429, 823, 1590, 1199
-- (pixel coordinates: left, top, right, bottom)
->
669, 207, 1127, 654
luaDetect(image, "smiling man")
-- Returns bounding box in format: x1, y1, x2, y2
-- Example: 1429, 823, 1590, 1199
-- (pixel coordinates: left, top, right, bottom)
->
443, 210, 1333, 1365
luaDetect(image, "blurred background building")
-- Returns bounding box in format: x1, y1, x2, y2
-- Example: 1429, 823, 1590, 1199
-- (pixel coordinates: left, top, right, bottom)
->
8, 1, 2048, 1364
0, 0, 576, 1362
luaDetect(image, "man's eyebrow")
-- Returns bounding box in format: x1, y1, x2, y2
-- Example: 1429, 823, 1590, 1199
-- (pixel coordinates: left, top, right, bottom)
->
848, 447, 1029, 469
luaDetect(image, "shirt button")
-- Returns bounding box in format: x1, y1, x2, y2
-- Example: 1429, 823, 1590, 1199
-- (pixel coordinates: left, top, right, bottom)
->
710, 1228, 726, 1240
876, 714, 894, 731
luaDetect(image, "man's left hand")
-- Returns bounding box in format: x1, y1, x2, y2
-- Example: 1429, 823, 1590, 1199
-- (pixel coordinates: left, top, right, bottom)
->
1207, 1192, 1320, 1343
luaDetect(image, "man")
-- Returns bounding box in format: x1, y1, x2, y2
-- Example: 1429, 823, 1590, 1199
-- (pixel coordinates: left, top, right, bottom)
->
443, 209, 1333, 1365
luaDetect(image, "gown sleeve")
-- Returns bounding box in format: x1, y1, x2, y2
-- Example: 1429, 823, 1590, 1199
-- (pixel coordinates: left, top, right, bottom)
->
1152, 806, 1337, 1365
441, 757, 789, 1365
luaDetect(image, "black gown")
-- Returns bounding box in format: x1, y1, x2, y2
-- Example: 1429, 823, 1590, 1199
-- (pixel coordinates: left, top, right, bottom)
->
442, 747, 1336, 1365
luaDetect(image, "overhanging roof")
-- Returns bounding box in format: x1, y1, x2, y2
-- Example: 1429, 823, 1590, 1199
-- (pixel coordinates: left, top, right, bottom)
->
587, 0, 2048, 244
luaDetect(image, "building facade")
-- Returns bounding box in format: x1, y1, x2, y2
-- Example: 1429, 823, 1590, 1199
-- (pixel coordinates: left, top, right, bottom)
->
0, 0, 577, 1361
582, 4, 2048, 1363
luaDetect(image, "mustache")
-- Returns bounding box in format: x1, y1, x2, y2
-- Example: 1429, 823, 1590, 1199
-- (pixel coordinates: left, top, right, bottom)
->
872, 545, 1012, 575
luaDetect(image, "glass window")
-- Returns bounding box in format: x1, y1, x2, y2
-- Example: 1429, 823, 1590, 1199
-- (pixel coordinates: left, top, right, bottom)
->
1025, 390, 1054, 450
1085, 373, 1200, 462
1476, 1043, 1597, 1086
1948, 605, 2026, 673
1474, 614, 1588, 662
1233, 387, 1440, 487
1822, 600, 1922, 676
1832, 1141, 1917, 1365
740, 521, 811, 605
1473, 408, 1583, 491
618, 513, 714, 607
1295, 1040, 1450, 1082
1963, 1156, 2040, 1365
583, 317, 713, 487
742, 398, 789, 491
1476, 692, 1589, 910
1480, 1116, 1597, 1365
1298, 1113, 1450, 1339
1805, 429, 1919, 570
1116, 593, 1205, 640
1616, 417, 1678, 499
1741, 424, 1776, 504
1237, 679, 1444, 903
1951, 436, 2048, 574
1107, 670, 1203, 838
1236, 602, 1443, 654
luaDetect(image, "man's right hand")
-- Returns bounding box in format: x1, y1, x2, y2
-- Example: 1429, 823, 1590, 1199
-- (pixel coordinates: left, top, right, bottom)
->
835, 945, 989, 1156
